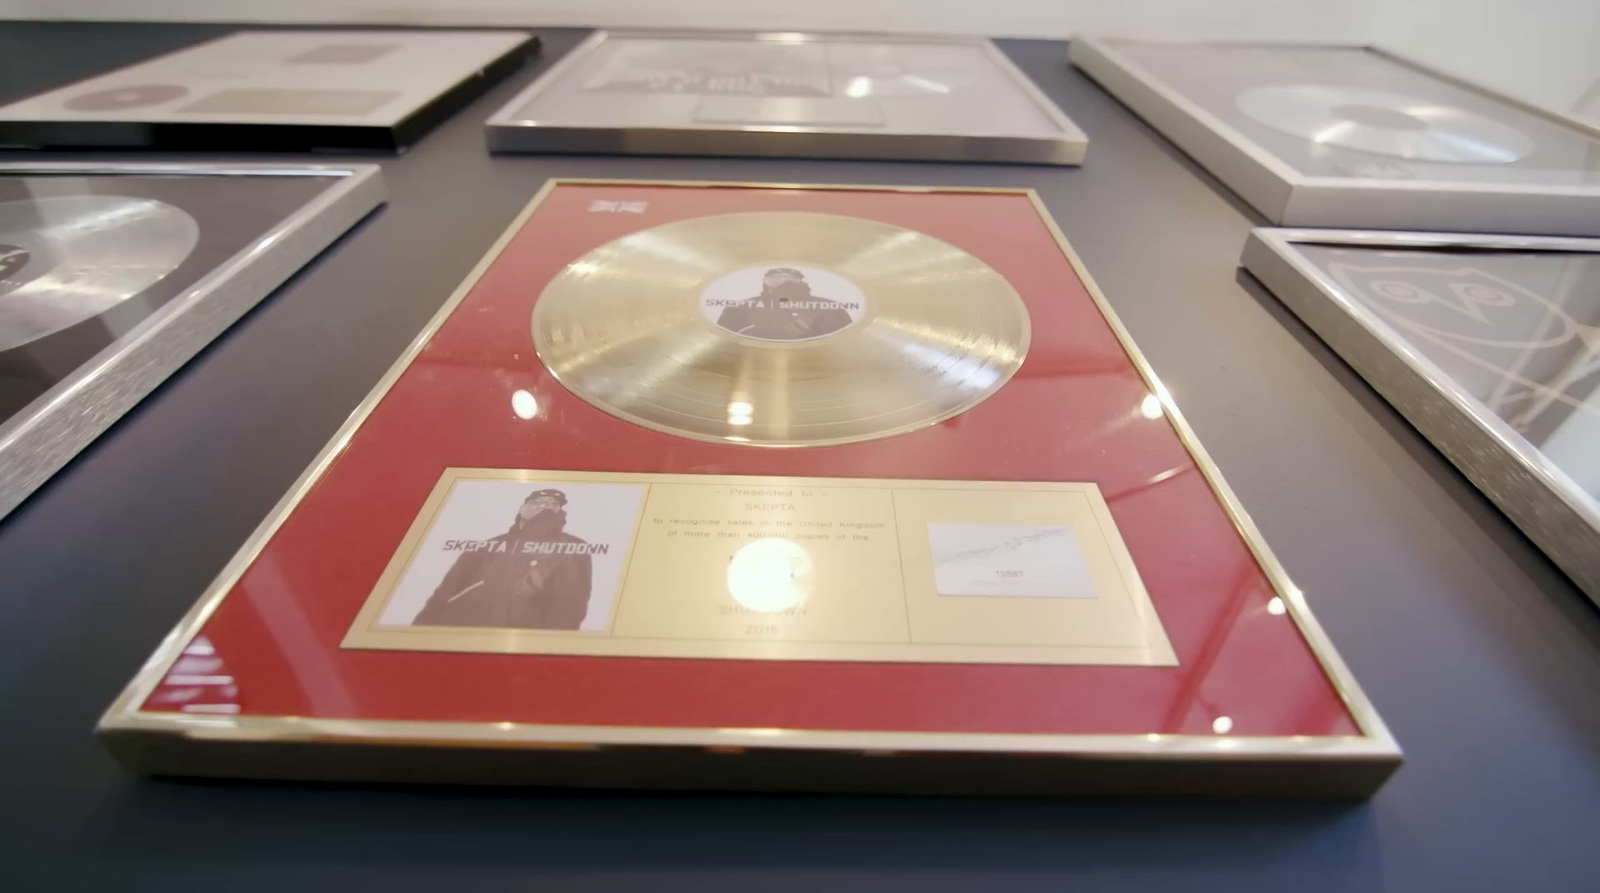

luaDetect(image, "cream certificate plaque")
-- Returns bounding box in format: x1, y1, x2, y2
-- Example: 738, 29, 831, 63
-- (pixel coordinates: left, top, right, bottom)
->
344, 468, 1177, 666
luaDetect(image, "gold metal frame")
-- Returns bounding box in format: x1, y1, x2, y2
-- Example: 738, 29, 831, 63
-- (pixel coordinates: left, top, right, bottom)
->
98, 179, 1400, 790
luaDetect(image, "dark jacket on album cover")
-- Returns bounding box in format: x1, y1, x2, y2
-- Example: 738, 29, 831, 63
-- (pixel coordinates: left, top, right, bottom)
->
715, 279, 853, 341
413, 511, 593, 630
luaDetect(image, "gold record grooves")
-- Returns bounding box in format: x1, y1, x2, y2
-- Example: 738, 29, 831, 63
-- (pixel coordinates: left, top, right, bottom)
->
532, 211, 1030, 447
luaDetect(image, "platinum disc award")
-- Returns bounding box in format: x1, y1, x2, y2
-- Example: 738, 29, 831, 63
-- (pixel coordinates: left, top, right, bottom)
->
0, 195, 199, 351
1236, 84, 1536, 163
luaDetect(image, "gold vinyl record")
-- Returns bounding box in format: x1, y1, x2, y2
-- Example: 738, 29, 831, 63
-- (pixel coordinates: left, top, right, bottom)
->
533, 211, 1030, 447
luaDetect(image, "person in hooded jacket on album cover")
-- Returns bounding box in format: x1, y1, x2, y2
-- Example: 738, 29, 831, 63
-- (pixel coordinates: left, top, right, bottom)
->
413, 488, 594, 630
715, 267, 854, 341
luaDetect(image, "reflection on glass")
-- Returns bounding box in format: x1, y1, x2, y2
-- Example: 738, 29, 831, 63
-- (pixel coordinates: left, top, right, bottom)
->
1139, 393, 1163, 420
1212, 715, 1234, 734
1111, 41, 1600, 183
511, 388, 539, 419
727, 538, 813, 612
1300, 245, 1600, 499
151, 635, 241, 714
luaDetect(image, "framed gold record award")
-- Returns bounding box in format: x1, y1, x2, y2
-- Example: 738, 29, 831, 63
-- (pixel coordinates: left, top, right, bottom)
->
99, 180, 1400, 797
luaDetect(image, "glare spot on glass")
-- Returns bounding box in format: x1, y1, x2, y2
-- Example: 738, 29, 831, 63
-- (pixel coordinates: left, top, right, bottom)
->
496, 721, 515, 731
728, 415, 753, 426
904, 75, 952, 94
728, 401, 753, 415
1139, 393, 1163, 420
567, 260, 600, 276
511, 389, 538, 419
1212, 716, 1234, 735
1145, 733, 1162, 742
1267, 596, 1286, 616
727, 538, 813, 613
845, 76, 872, 98
1311, 122, 1357, 145
725, 435, 751, 443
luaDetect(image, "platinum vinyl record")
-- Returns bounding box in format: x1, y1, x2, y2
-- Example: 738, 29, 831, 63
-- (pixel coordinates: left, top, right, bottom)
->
532, 211, 1030, 447
63, 84, 190, 111
0, 195, 199, 351
1235, 84, 1535, 163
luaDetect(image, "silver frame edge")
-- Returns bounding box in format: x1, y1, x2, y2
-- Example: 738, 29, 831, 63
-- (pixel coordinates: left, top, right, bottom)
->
0, 162, 387, 521
95, 180, 1402, 797
1241, 226, 1600, 604
485, 30, 1088, 166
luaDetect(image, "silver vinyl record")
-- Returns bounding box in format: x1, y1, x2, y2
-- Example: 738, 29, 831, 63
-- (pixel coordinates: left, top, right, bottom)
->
0, 195, 200, 352
533, 211, 1030, 447
1236, 84, 1535, 164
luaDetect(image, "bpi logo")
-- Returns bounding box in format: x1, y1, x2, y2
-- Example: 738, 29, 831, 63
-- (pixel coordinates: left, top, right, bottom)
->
588, 200, 648, 213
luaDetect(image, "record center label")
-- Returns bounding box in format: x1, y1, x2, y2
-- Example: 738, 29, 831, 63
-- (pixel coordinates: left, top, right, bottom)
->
699, 264, 865, 342
0, 244, 27, 281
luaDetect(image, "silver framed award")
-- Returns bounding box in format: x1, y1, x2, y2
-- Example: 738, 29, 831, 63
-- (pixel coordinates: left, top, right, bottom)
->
1071, 38, 1600, 236
0, 162, 385, 521
1242, 228, 1600, 604
486, 31, 1087, 165
0, 30, 537, 151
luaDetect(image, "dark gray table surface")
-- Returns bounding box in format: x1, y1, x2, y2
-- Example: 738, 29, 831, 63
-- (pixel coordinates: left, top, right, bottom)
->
1, 21, 1597, 893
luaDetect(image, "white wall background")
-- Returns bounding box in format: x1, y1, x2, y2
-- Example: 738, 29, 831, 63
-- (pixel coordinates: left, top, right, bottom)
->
0, 1, 1375, 42
1372, 0, 1600, 115
2, 0, 1596, 115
